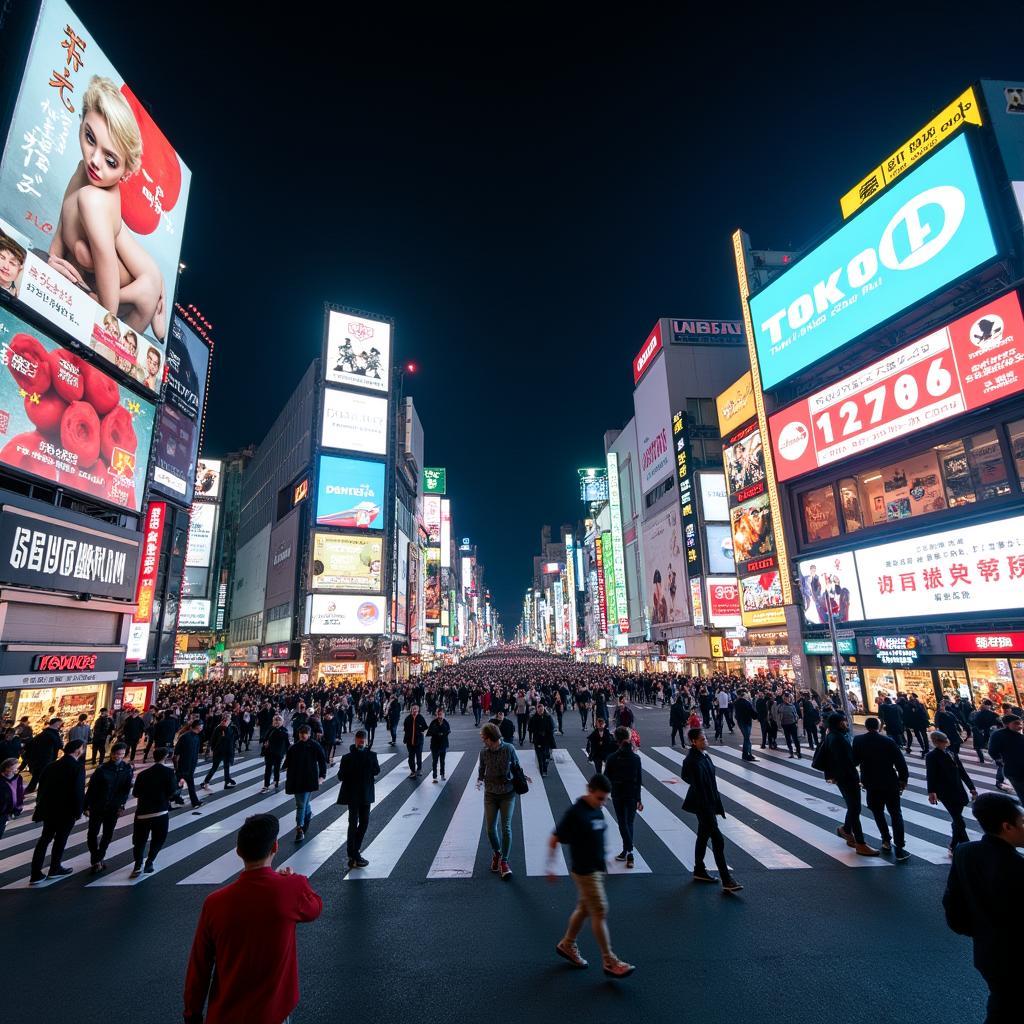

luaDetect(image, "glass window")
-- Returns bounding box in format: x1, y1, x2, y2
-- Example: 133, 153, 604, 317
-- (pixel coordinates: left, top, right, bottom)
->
965, 429, 1010, 501
896, 669, 938, 714
966, 658, 1021, 708
686, 399, 702, 425
937, 669, 970, 703
1009, 419, 1024, 489
800, 485, 840, 543
838, 478, 864, 534
701, 439, 722, 466
863, 667, 897, 713
699, 398, 716, 427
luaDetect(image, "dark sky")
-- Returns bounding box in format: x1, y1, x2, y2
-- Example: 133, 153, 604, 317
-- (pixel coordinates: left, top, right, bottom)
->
71, 1, 1021, 629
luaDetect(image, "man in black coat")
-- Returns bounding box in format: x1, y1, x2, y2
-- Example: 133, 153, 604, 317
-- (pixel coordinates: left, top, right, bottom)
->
121, 709, 146, 761
878, 698, 905, 751
92, 707, 114, 765
488, 710, 515, 744
734, 689, 757, 762
813, 713, 879, 856
904, 695, 930, 757
943, 792, 1024, 1023
669, 695, 688, 749
24, 718, 64, 793
926, 730, 978, 850
585, 719, 615, 777
30, 738, 86, 883
130, 747, 179, 877
152, 711, 180, 753
852, 717, 910, 861
971, 700, 1001, 765
528, 704, 557, 776
174, 720, 204, 808
202, 714, 238, 790
337, 730, 381, 869
680, 729, 741, 891
402, 705, 428, 779
935, 700, 967, 758
284, 725, 327, 842
605, 727, 642, 868
988, 715, 1024, 801
84, 741, 134, 873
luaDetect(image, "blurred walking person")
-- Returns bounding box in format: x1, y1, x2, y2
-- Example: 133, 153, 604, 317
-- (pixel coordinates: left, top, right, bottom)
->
29, 738, 86, 883
337, 730, 380, 869
926, 730, 977, 853
605, 727, 642, 868
476, 722, 528, 880
284, 724, 327, 843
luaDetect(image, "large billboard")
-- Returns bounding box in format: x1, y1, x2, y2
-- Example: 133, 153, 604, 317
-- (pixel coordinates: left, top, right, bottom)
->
0, 0, 190, 365
798, 551, 866, 625
750, 135, 998, 390
321, 388, 388, 455
423, 467, 446, 494
315, 455, 385, 530
606, 451, 629, 632
149, 315, 210, 504
716, 372, 756, 437
394, 531, 409, 634
423, 495, 442, 545
230, 525, 271, 622
634, 352, 673, 492
194, 458, 221, 500
324, 310, 390, 393
425, 546, 441, 624
705, 523, 735, 575
706, 577, 742, 627
641, 507, 688, 629
770, 290, 1024, 482
185, 502, 216, 567
307, 593, 386, 635
0, 306, 155, 511
311, 533, 383, 593
699, 472, 728, 522
126, 500, 165, 659
264, 508, 300, 610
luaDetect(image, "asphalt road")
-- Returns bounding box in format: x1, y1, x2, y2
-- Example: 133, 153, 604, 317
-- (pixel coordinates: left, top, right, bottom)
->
3, 701, 990, 1024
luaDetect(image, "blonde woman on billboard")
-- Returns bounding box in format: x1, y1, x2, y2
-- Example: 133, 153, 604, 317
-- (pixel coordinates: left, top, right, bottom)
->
47, 76, 167, 339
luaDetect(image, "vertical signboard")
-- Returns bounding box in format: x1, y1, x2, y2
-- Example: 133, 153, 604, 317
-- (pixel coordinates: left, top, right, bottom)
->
601, 529, 617, 635
672, 410, 701, 578
564, 532, 578, 647
595, 535, 608, 636
606, 451, 630, 633
126, 501, 166, 660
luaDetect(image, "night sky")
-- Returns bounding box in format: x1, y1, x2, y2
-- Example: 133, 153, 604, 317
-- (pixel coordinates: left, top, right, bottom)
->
68, 1, 1021, 629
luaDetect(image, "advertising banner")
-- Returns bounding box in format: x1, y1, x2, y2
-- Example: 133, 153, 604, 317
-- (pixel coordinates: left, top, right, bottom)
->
0, 0, 190, 359
601, 529, 617, 632
423, 467, 446, 494
324, 310, 390, 393
738, 571, 785, 627
395, 531, 409, 634
126, 500, 165, 659
177, 598, 210, 628
423, 495, 442, 545
981, 81, 1024, 228
689, 576, 705, 628
750, 135, 999, 390
770, 290, 1024, 482
315, 454, 385, 530
705, 523, 735, 575
407, 544, 420, 646
150, 315, 210, 504
185, 502, 216, 568
578, 468, 609, 503
321, 388, 388, 455
730, 492, 775, 575
606, 451, 629, 631
311, 533, 383, 593
424, 547, 441, 624
672, 410, 701, 578
670, 319, 744, 343
230, 525, 271, 621
0, 306, 155, 510
699, 472, 728, 522
307, 593, 386, 635
715, 372, 756, 437
194, 458, 221, 500
595, 535, 608, 635
798, 551, 866, 625
840, 86, 982, 219
724, 422, 766, 500
634, 352, 672, 491
632, 321, 663, 384
641, 507, 689, 629
264, 508, 300, 610
441, 499, 451, 568
707, 577, 742, 627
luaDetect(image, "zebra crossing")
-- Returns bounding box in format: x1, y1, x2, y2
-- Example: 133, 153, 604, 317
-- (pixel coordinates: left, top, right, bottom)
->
0, 739, 1004, 891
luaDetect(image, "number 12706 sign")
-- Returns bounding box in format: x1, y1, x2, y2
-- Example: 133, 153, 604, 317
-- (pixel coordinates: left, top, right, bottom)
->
769, 290, 1024, 483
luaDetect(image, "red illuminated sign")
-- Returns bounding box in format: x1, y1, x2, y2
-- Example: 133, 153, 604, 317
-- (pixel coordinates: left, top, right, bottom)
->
133, 501, 166, 628
632, 322, 663, 385
33, 653, 98, 672
769, 291, 1024, 483
946, 632, 1024, 654
293, 478, 309, 505
707, 580, 741, 619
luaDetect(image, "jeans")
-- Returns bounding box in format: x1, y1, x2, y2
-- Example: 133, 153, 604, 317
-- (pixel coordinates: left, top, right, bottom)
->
782, 723, 801, 756
483, 790, 516, 858
473, 708, 482, 727
837, 781, 864, 843
693, 811, 730, 879
739, 721, 752, 757
612, 794, 637, 853
346, 803, 370, 857
866, 786, 905, 849
294, 791, 313, 830
132, 814, 169, 867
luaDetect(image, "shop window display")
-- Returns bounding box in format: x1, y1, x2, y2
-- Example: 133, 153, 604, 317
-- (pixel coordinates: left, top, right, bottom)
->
1009, 418, 1024, 490
937, 669, 970, 702
965, 658, 1024, 708
862, 667, 938, 713
800, 485, 841, 543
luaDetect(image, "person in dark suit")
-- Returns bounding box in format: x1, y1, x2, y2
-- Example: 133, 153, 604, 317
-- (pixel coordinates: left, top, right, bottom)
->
935, 699, 967, 759
586, 719, 615, 777
121, 709, 146, 761
971, 700, 1001, 765
151, 710, 180, 753
91, 707, 114, 764
403, 705, 428, 779
488, 711, 515, 744
528, 704, 557, 776
605, 727, 642, 868
943, 792, 1024, 1023
84, 741, 134, 873
202, 714, 238, 790
904, 695, 930, 757
284, 725, 327, 843
926, 730, 978, 851
260, 714, 290, 793
174, 720, 204, 808
385, 696, 401, 745
852, 717, 910, 861
29, 738, 85, 883
24, 718, 64, 793
337, 729, 381, 869
669, 695, 688, 749
130, 746, 178, 877
426, 707, 451, 781
988, 715, 1024, 801
679, 728, 742, 891
0, 756, 26, 840
878, 698, 904, 750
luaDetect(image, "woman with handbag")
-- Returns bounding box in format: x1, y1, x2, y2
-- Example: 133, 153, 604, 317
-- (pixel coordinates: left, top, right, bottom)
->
476, 722, 531, 880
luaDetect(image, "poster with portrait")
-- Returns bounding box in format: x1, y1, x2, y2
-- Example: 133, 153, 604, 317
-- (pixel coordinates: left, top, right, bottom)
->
724, 426, 766, 497
0, 0, 190, 376
641, 508, 689, 628
730, 493, 775, 570
798, 550, 866, 625
324, 310, 391, 394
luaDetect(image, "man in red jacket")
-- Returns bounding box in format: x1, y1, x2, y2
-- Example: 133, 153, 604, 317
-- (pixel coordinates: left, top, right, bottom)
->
183, 813, 322, 1024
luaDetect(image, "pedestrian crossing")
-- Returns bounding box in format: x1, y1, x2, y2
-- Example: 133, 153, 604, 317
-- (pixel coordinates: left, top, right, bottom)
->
0, 738, 1008, 891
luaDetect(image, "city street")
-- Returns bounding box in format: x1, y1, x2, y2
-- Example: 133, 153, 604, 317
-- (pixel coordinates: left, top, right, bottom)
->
1, 702, 990, 1023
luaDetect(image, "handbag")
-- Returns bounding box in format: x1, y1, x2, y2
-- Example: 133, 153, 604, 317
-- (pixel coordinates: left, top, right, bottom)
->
509, 748, 529, 795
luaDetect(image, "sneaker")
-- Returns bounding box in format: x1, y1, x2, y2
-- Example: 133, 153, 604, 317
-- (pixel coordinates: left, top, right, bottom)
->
201, 782, 210, 791
144, 862, 155, 874
500, 859, 512, 879
722, 878, 744, 892
603, 958, 636, 979
742, 754, 759, 762
895, 848, 911, 862
615, 851, 628, 861
129, 866, 142, 879
29, 874, 45, 885
355, 856, 369, 867
855, 842, 880, 856
295, 828, 304, 843
259, 786, 270, 793
490, 852, 501, 873
47, 865, 73, 878
555, 941, 588, 969
347, 858, 357, 870
693, 869, 718, 884
626, 854, 635, 869
880, 840, 892, 852
432, 777, 438, 783
225, 780, 237, 788
91, 863, 103, 875
408, 773, 417, 780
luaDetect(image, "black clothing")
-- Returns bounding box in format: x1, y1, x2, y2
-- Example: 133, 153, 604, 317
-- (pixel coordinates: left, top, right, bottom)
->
337, 745, 381, 806
84, 759, 134, 812
402, 714, 428, 748
489, 716, 515, 743
33, 754, 85, 822
426, 718, 451, 750
851, 731, 909, 791
132, 763, 178, 816
554, 797, 607, 874
585, 727, 615, 774
680, 748, 725, 817
604, 746, 642, 804
284, 740, 328, 794
926, 747, 975, 807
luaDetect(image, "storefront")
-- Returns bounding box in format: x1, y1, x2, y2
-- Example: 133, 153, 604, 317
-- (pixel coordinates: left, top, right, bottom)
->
945, 632, 1024, 708
315, 660, 370, 686
226, 645, 258, 679
258, 642, 299, 686
309, 636, 378, 686
174, 651, 211, 683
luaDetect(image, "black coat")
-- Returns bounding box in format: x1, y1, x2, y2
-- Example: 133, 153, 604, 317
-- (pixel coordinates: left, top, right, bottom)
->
284, 739, 328, 794
121, 716, 145, 744
604, 746, 642, 803
173, 731, 202, 775
209, 724, 238, 760
337, 745, 381, 806
84, 759, 134, 812
32, 754, 85, 822
403, 714, 428, 748
944, 834, 1024, 978
926, 747, 975, 807
152, 716, 179, 748
586, 728, 615, 762
426, 718, 451, 751
680, 749, 725, 818
132, 763, 178, 816
934, 710, 965, 746
262, 726, 290, 759
988, 728, 1024, 776
528, 713, 556, 750
904, 700, 930, 730
489, 716, 515, 742
26, 727, 63, 771
852, 731, 908, 792
669, 702, 687, 727
734, 697, 756, 727
93, 714, 114, 743
812, 731, 859, 786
